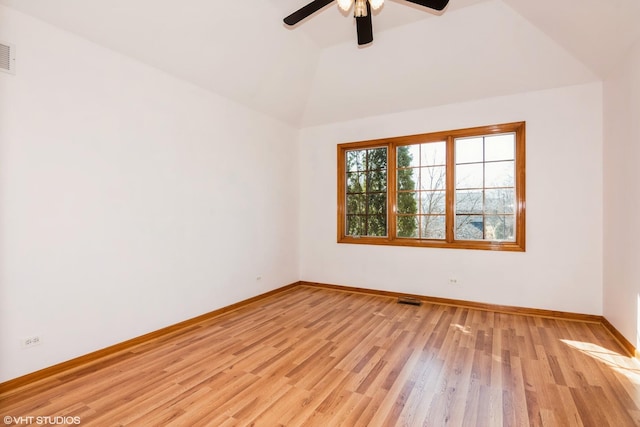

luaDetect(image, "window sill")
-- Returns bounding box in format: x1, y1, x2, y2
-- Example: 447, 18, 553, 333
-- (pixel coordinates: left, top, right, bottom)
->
337, 237, 525, 252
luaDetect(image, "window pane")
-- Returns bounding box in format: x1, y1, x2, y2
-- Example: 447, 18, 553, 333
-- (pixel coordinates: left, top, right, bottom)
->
485, 134, 515, 161
421, 142, 446, 166
456, 190, 483, 214
397, 216, 419, 238
456, 163, 483, 189
421, 191, 446, 214
455, 215, 484, 240
485, 189, 515, 214
368, 215, 387, 237
346, 172, 366, 193
367, 148, 387, 170
422, 215, 445, 239
485, 215, 515, 241
367, 170, 387, 192
420, 166, 446, 190
368, 193, 386, 215
346, 150, 366, 172
398, 145, 420, 168
397, 192, 418, 214
485, 161, 514, 188
397, 168, 418, 191
346, 215, 365, 236
346, 194, 366, 214
346, 214, 388, 237
456, 137, 483, 163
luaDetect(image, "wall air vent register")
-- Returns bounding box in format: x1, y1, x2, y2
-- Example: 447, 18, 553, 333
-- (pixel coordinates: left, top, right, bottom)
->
0, 42, 16, 74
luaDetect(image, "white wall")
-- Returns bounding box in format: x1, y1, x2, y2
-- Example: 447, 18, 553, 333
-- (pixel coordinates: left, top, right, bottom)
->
299, 83, 604, 315
0, 7, 299, 382
603, 40, 640, 347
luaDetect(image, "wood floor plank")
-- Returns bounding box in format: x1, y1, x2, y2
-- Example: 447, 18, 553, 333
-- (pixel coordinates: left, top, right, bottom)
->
2, 286, 639, 426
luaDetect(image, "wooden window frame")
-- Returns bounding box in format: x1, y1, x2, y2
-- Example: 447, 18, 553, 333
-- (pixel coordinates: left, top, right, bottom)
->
337, 122, 526, 251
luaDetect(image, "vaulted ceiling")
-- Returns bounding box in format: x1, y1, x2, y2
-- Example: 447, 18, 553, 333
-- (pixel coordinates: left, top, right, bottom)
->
1, 0, 639, 127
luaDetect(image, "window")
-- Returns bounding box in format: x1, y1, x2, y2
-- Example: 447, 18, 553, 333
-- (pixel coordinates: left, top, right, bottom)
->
337, 122, 525, 251
344, 147, 388, 237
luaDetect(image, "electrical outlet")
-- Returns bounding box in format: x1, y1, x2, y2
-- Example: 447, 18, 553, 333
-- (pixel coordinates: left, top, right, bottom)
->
21, 335, 42, 348
448, 277, 459, 286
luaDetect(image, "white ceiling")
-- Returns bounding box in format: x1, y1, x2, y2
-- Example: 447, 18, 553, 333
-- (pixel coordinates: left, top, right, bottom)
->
1, 0, 639, 127
503, 0, 640, 79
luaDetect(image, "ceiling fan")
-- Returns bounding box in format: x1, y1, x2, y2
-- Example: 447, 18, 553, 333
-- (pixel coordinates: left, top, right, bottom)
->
283, 0, 450, 46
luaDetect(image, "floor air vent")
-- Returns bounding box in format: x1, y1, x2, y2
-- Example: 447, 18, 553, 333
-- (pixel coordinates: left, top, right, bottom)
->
0, 42, 16, 74
397, 296, 422, 306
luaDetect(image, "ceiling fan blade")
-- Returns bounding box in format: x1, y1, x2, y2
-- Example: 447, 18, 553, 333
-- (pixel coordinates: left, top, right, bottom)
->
404, 0, 449, 11
356, 3, 373, 45
284, 0, 334, 26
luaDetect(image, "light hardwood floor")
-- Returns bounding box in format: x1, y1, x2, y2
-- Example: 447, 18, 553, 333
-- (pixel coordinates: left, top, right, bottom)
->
1, 286, 639, 426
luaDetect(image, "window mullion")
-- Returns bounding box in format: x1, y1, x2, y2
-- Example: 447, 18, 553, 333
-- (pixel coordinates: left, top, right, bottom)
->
364, 150, 369, 236
388, 143, 397, 241
446, 136, 455, 243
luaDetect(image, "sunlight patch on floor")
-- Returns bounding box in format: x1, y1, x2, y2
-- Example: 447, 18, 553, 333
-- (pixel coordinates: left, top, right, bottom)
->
452, 323, 472, 334
561, 339, 640, 385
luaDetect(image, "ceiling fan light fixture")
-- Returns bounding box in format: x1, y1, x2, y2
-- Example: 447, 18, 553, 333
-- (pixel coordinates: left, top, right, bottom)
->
369, 0, 384, 10
354, 0, 367, 16
337, 0, 354, 11
283, 0, 450, 46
